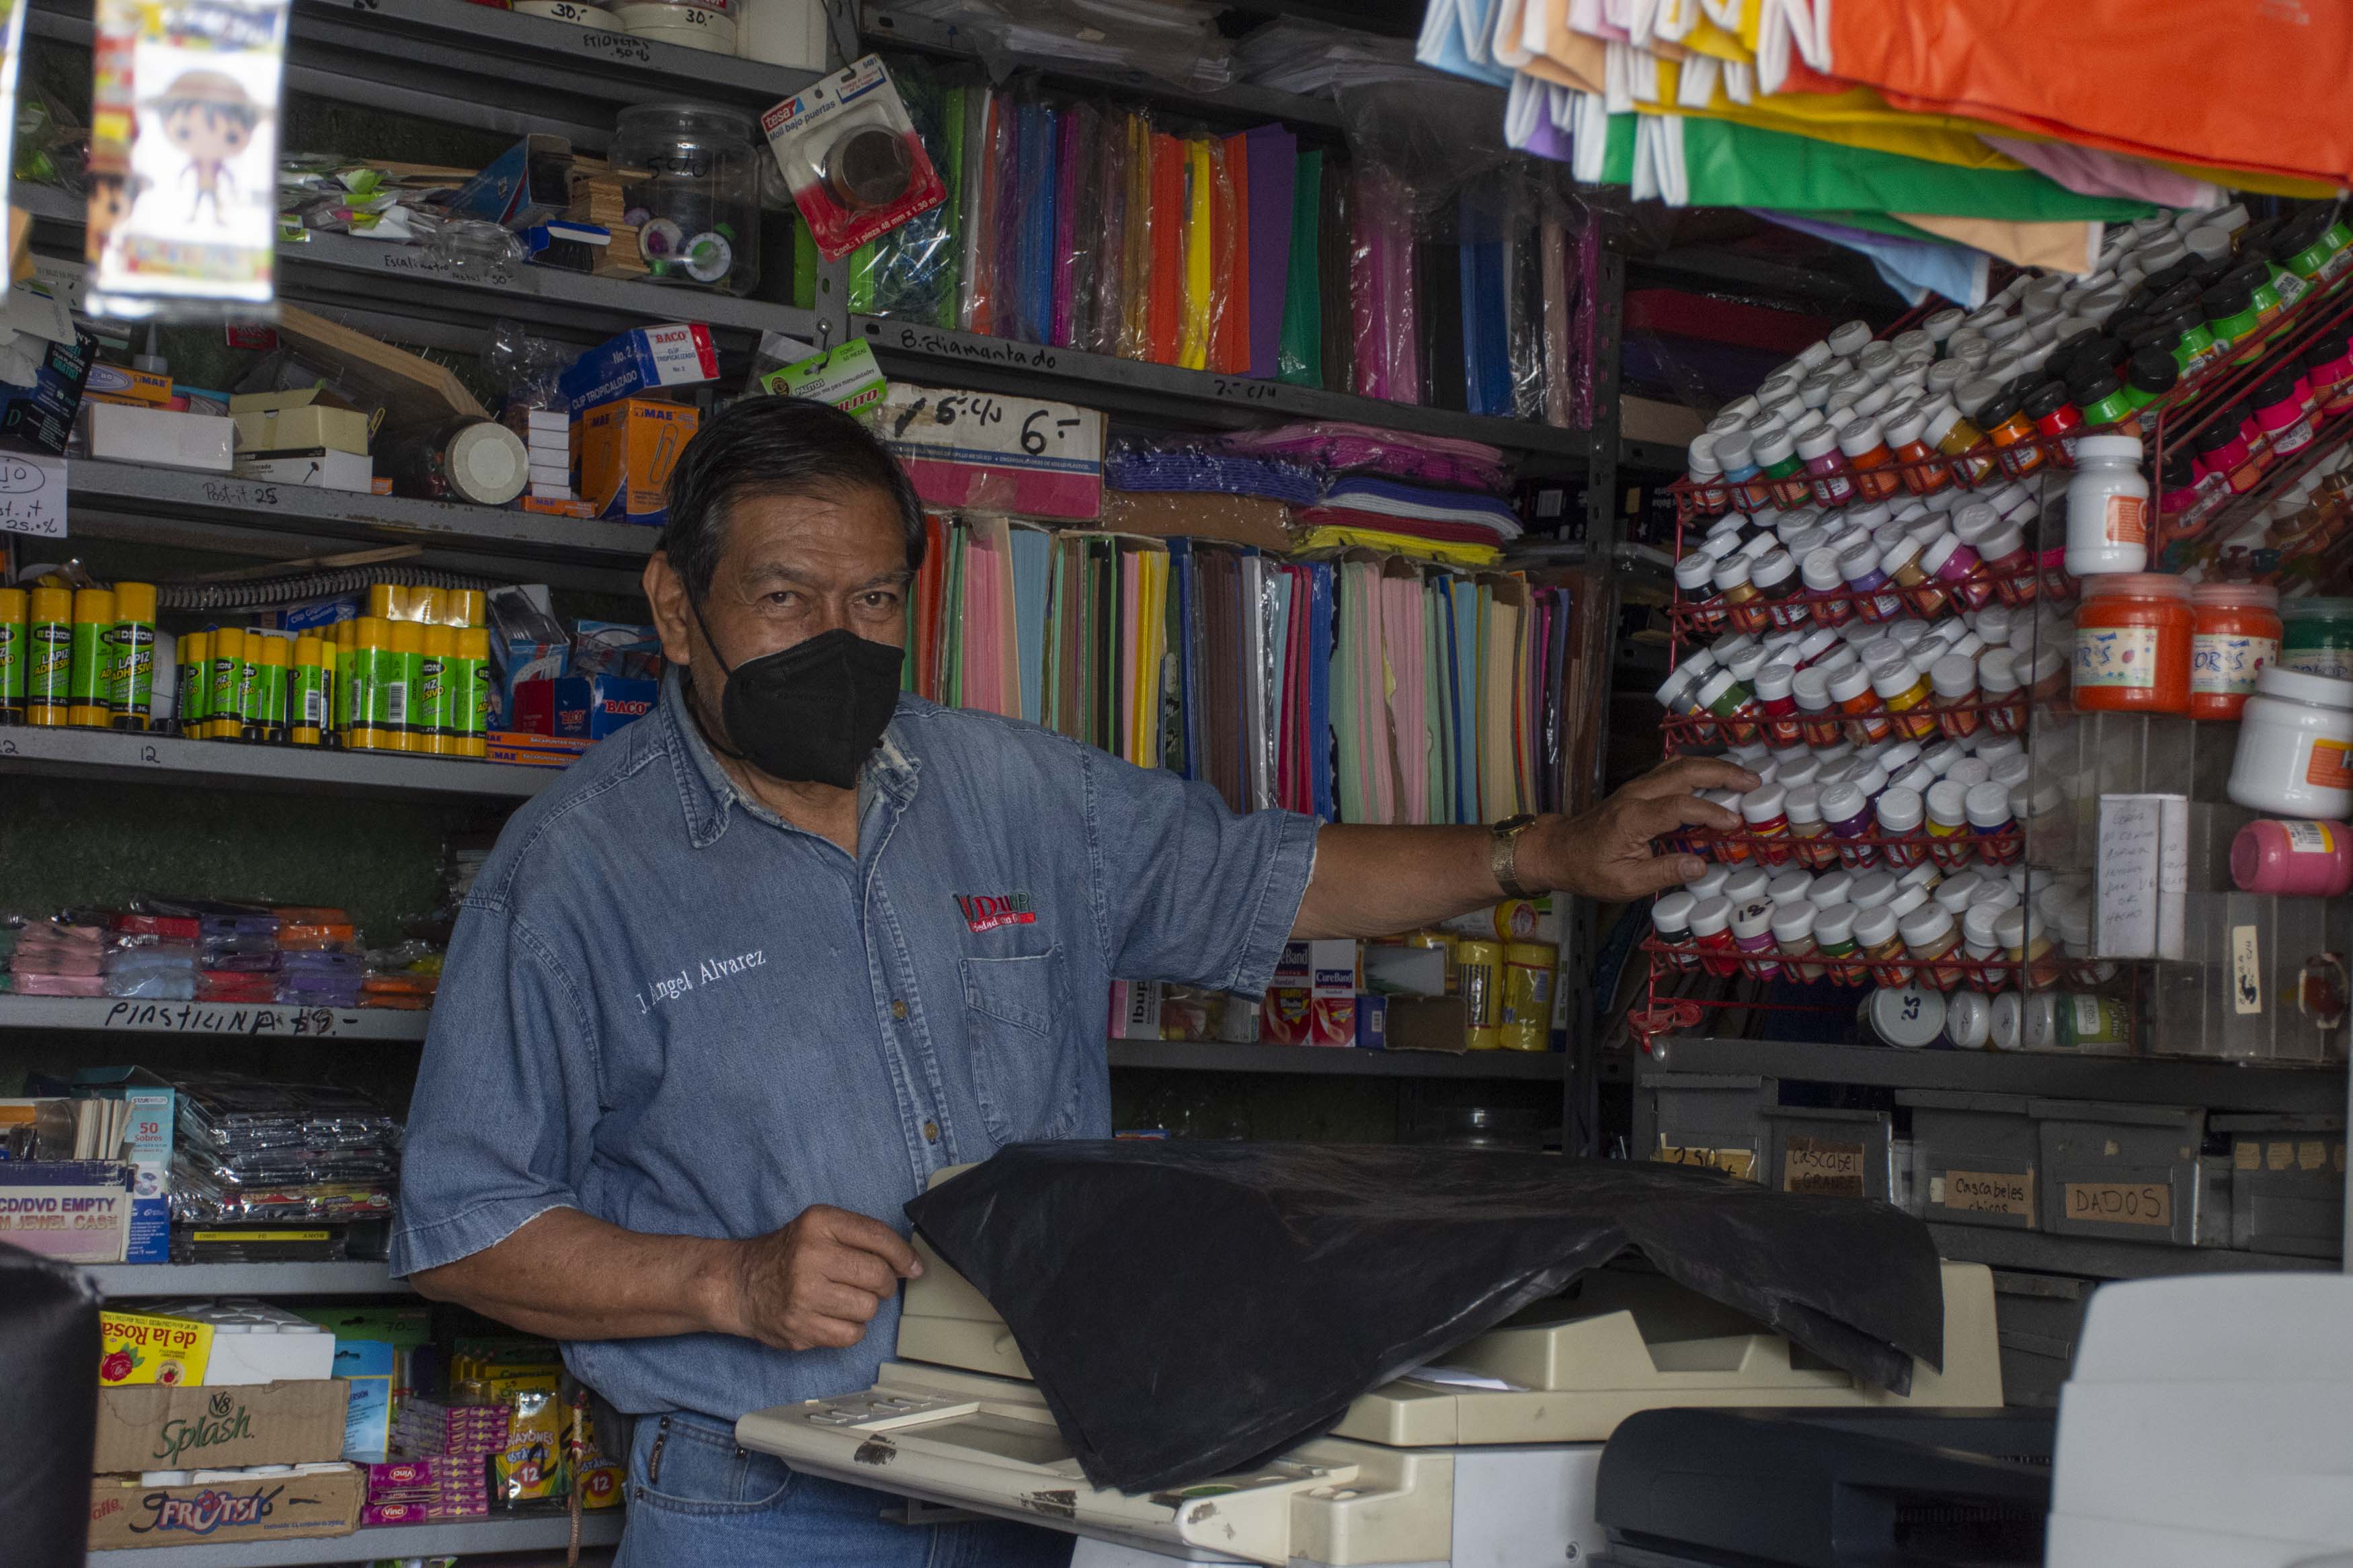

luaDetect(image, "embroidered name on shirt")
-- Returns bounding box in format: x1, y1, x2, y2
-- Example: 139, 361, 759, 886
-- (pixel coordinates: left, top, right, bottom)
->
955, 892, 1037, 934
635, 949, 766, 1013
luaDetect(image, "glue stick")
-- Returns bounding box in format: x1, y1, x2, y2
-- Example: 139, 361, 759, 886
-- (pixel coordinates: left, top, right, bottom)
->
179, 630, 209, 734
208, 626, 245, 740
0, 587, 25, 725
109, 582, 157, 730
457, 626, 489, 757
331, 619, 358, 746
447, 588, 485, 630
26, 587, 72, 727
253, 634, 290, 743
68, 587, 114, 727
291, 634, 327, 746
389, 620, 424, 751
350, 618, 395, 750
420, 625, 455, 755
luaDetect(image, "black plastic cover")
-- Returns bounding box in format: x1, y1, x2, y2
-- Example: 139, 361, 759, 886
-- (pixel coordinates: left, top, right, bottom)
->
0, 1243, 102, 1567
904, 1143, 1946, 1494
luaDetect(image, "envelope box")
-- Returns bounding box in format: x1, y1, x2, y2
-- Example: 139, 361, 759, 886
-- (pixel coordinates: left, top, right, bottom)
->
232, 388, 373, 456
93, 1380, 352, 1473
553, 673, 658, 740
80, 402, 235, 472
85, 362, 173, 405
236, 450, 375, 493
89, 1466, 361, 1551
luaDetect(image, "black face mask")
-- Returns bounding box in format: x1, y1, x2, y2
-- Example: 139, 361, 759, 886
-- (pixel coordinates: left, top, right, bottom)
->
686, 604, 905, 790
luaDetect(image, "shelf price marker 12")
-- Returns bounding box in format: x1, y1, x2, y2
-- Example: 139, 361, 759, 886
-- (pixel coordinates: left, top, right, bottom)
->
0, 451, 65, 538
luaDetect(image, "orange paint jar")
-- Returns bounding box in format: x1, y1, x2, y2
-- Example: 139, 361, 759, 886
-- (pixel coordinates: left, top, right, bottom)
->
2073, 574, 2193, 714
2188, 581, 2283, 720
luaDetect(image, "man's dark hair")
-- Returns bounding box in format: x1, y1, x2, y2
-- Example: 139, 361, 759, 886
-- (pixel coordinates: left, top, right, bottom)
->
660, 395, 925, 604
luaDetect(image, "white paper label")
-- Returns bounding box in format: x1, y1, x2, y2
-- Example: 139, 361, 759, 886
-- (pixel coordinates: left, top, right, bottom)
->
2076, 625, 2161, 689
2283, 821, 2336, 854
0, 452, 67, 538
2190, 633, 2276, 695
2231, 923, 2263, 1016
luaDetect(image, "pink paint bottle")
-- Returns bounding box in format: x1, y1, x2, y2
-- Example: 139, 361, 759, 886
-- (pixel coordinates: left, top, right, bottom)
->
2231, 819, 2353, 897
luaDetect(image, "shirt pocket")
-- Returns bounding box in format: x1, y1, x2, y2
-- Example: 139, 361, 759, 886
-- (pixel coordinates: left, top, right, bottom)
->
960, 948, 1080, 1146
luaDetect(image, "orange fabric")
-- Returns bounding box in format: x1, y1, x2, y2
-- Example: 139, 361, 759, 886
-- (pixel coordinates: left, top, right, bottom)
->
1146, 132, 1185, 366
1827, 0, 2353, 185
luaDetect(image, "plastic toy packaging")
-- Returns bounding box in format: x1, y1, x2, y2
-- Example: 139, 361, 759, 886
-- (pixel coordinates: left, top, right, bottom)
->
762, 54, 946, 262
86, 0, 291, 319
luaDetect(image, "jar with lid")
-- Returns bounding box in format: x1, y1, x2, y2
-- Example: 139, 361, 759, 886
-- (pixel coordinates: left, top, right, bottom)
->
2156, 448, 2227, 533
1836, 545, 1905, 624
2073, 574, 2192, 714
1827, 664, 1890, 746
2250, 368, 2316, 459
1750, 550, 1808, 631
1693, 668, 1761, 745
1966, 781, 2021, 865
2225, 667, 2353, 818
1794, 423, 1856, 507
2063, 433, 2150, 578
1923, 778, 1973, 868
1716, 429, 1773, 511
1921, 398, 1998, 487
2022, 380, 2084, 465
2120, 347, 2178, 412
1874, 659, 1940, 742
1900, 905, 1965, 991
2202, 280, 2261, 356
1685, 436, 1730, 514
1975, 524, 2038, 608
1700, 788, 1749, 863
1685, 896, 1740, 977
1872, 537, 1940, 620
1752, 663, 1803, 747
1882, 403, 1950, 496
2193, 415, 2266, 496
1739, 782, 1794, 867
2189, 581, 2282, 719
1875, 786, 1926, 868
1918, 534, 1991, 614
1675, 554, 1726, 634
1729, 904, 1782, 979
1771, 903, 1824, 981
2303, 332, 2353, 416
1996, 907, 2061, 993
1811, 903, 1863, 986
2072, 370, 2141, 434
1786, 784, 1835, 868
2280, 598, 2353, 678
1837, 419, 1901, 502
1851, 905, 1912, 989
1714, 556, 1771, 636
1975, 390, 2048, 479
1753, 428, 1812, 509
1819, 780, 1877, 870
610, 104, 764, 295
1924, 653, 1978, 741
1791, 666, 1842, 747
1653, 665, 1708, 739
1651, 891, 1698, 968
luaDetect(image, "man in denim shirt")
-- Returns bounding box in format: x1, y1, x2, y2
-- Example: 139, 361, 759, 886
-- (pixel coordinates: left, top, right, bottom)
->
393, 399, 1750, 1567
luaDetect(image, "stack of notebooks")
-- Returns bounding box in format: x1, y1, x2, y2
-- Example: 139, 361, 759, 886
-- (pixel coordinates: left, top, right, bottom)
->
798, 57, 1582, 424
902, 511, 1591, 825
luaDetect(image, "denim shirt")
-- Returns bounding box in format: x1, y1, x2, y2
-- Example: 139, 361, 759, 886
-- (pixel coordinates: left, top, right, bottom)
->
389, 671, 1318, 1423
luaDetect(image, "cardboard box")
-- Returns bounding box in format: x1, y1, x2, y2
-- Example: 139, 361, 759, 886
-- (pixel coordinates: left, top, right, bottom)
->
231, 387, 372, 456
235, 449, 374, 493
29, 1067, 173, 1262
331, 1338, 397, 1462
100, 1309, 213, 1386
1110, 980, 1163, 1040
580, 396, 697, 526
1262, 941, 1361, 1046
0, 1159, 133, 1263
93, 1380, 352, 1472
0, 327, 92, 454
553, 673, 658, 741
448, 133, 573, 230
559, 323, 717, 418
88, 1467, 362, 1551
79, 403, 235, 472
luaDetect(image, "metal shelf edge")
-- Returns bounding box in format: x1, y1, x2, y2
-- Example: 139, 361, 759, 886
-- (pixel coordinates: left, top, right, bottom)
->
1925, 1223, 2334, 1281
1109, 1039, 1566, 1079
0, 726, 553, 800
87, 1508, 621, 1567
0, 997, 431, 1041
82, 1259, 410, 1296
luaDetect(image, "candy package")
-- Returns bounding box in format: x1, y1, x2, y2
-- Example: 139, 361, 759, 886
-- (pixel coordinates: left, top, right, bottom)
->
762, 55, 945, 261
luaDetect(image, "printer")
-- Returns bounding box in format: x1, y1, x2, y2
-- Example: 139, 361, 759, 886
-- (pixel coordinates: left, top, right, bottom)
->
737, 1225, 2003, 1567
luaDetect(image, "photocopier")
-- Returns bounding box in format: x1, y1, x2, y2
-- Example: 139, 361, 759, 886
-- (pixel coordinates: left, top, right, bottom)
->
736, 1230, 2004, 1567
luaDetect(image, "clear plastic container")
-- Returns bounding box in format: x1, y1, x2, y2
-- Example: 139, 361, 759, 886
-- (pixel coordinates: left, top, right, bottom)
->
610, 104, 764, 296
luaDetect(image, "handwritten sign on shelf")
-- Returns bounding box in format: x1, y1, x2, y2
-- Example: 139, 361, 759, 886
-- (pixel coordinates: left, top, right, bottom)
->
0, 451, 67, 538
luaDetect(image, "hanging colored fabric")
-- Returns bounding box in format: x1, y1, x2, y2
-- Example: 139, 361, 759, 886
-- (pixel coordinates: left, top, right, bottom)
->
1659, 114, 2154, 220
1278, 150, 1323, 386
1976, 136, 2222, 209
1178, 137, 1215, 372
1146, 131, 1185, 365
1820, 0, 2353, 186
1891, 212, 2100, 276
1211, 133, 1252, 376
1755, 210, 1990, 308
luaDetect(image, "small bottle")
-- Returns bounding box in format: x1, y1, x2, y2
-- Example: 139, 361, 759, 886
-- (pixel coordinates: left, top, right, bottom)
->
1919, 534, 1992, 615
1977, 649, 2026, 734
1772, 901, 1825, 983
1790, 666, 1842, 747
1974, 390, 2048, 479
1828, 664, 1891, 746
1753, 427, 1812, 509
1837, 544, 1905, 624
1966, 781, 2020, 866
2231, 819, 2353, 898
1923, 398, 1998, 487
1837, 418, 1900, 502
1676, 555, 1725, 634
1693, 668, 1761, 747
2188, 581, 2282, 720
2022, 380, 2085, 466
1686, 896, 1740, 978
1820, 780, 1878, 869
1901, 903, 1966, 991
1654, 664, 1702, 737
1876, 536, 1946, 620
1730, 903, 1782, 980
1996, 907, 2062, 993
1751, 550, 1808, 632
1796, 422, 1857, 507
1786, 784, 1835, 870
1923, 778, 1974, 870
1852, 905, 1913, 989
1740, 782, 1794, 868
1699, 789, 1748, 864
1652, 890, 1700, 968
1751, 663, 1802, 747
1720, 429, 1774, 512
2063, 434, 2151, 578
2251, 368, 2317, 460
1812, 903, 1864, 987
1874, 659, 1941, 742
1714, 555, 1771, 636
1798, 548, 1854, 629
1875, 785, 1926, 868
1882, 403, 1951, 497
1927, 653, 1981, 742
1686, 435, 1730, 514
1960, 901, 2007, 990
1976, 524, 2039, 608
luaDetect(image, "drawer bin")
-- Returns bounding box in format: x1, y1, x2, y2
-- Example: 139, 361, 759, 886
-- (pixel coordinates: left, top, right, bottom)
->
1897, 1089, 2040, 1232
1761, 1104, 1895, 1202
2213, 1114, 2346, 1260
2033, 1100, 2206, 1247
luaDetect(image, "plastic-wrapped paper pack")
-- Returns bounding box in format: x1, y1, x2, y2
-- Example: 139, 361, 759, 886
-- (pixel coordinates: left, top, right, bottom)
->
1348, 165, 1419, 404
1235, 17, 1429, 95
909, 1143, 1946, 1494
859, 58, 962, 323
879, 0, 1234, 93
87, 0, 291, 319
1540, 180, 1578, 429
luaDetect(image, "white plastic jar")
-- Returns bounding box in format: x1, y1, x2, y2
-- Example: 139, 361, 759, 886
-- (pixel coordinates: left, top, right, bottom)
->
2063, 434, 2151, 577
2226, 667, 2353, 818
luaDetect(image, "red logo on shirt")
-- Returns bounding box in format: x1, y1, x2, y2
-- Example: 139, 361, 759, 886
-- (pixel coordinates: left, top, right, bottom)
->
956, 892, 1037, 933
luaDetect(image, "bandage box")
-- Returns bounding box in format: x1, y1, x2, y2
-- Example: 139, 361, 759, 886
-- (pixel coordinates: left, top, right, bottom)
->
579, 397, 697, 526
559, 323, 717, 417
1262, 940, 1361, 1047
553, 674, 658, 741
79, 403, 235, 472
85, 362, 173, 406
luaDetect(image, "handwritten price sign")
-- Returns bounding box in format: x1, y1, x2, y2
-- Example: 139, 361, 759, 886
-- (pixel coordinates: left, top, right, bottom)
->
0, 452, 67, 538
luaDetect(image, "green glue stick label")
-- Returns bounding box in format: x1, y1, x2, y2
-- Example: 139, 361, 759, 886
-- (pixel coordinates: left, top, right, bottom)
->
417, 655, 447, 736
111, 622, 155, 716
0, 623, 22, 707
365, 647, 403, 731
459, 657, 488, 737
69, 620, 110, 707
181, 654, 206, 725
28, 620, 69, 710
294, 663, 327, 731
258, 660, 288, 729
210, 656, 239, 724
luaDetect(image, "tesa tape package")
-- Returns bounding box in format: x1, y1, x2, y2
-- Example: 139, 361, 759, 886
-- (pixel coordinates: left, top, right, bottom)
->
762, 55, 944, 261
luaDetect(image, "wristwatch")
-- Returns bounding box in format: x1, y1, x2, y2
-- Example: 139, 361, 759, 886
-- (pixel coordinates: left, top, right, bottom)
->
1488, 813, 1543, 901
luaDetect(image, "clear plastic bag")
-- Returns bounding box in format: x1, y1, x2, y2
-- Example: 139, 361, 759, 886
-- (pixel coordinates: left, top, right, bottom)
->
1348, 163, 1419, 404
855, 56, 963, 323
878, 0, 1233, 93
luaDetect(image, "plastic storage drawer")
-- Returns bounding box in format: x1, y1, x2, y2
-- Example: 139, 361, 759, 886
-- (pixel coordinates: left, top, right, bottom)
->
1761, 1104, 1895, 1202
1642, 1072, 1776, 1184
2213, 1114, 2346, 1259
2034, 1100, 2206, 1247
1899, 1089, 2040, 1231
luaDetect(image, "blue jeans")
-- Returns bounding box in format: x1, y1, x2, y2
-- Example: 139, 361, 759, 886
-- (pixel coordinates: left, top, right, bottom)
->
616, 1411, 1076, 1568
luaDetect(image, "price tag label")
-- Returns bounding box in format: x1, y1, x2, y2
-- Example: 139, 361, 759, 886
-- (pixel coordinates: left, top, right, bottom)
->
878, 384, 1104, 520
1781, 1136, 1867, 1198
2065, 1181, 2171, 1228
1938, 1169, 2034, 1217
0, 452, 67, 538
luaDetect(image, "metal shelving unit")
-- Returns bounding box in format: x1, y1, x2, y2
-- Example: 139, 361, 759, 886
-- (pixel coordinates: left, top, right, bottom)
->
0, 995, 430, 1040
1648, 1036, 2348, 1116
87, 1508, 621, 1567
1925, 1225, 2334, 1282
1109, 1040, 1566, 1080
0, 725, 555, 800
83, 1260, 409, 1296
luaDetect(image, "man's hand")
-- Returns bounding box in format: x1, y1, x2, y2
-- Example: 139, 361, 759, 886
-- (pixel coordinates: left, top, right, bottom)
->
716, 1204, 924, 1352
1517, 757, 1760, 903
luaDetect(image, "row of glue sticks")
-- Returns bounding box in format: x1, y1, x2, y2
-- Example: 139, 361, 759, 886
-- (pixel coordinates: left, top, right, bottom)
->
0, 583, 495, 757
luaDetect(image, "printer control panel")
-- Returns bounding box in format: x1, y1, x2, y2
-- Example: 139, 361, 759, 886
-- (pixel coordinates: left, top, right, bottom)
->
799, 1393, 982, 1432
